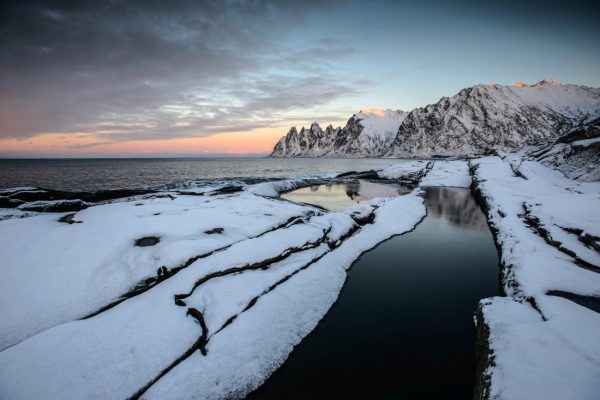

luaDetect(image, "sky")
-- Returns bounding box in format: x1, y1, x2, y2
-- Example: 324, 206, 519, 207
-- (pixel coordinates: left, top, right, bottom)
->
1, 0, 599, 158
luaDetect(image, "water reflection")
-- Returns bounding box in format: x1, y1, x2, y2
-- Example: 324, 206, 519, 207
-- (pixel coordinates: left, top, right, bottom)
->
423, 187, 489, 230
281, 180, 411, 211
247, 187, 499, 400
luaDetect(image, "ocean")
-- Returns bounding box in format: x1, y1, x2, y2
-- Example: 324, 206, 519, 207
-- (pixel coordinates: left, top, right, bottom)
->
0, 158, 400, 192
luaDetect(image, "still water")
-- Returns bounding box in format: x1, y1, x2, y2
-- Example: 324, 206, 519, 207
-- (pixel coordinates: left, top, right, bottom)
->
248, 187, 498, 399
281, 180, 411, 211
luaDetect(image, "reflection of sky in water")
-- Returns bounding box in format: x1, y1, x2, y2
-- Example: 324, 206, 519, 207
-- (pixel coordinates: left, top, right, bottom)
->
282, 184, 488, 231
246, 187, 498, 399
281, 180, 410, 212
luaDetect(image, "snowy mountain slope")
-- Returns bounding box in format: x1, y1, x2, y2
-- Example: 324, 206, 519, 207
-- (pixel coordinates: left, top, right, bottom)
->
270, 109, 407, 157
526, 116, 600, 181
387, 80, 600, 157
270, 81, 600, 159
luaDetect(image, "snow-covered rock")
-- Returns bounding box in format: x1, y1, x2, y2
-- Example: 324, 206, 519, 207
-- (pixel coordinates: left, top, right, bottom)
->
270, 81, 600, 159
0, 192, 314, 351
470, 155, 600, 399
419, 160, 472, 188
476, 296, 600, 400
0, 180, 426, 400
270, 109, 407, 157
377, 160, 431, 181
387, 81, 600, 157
527, 116, 600, 181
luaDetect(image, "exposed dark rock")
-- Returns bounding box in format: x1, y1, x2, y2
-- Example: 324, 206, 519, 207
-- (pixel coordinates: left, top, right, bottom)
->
335, 170, 381, 179
135, 236, 160, 247
0, 187, 156, 213
173, 228, 334, 305
560, 227, 600, 252
473, 302, 494, 400
334, 170, 357, 178
210, 185, 243, 195
81, 212, 316, 319
522, 204, 599, 270
547, 290, 600, 313
0, 196, 24, 208
8, 190, 52, 202
204, 228, 224, 235
350, 211, 375, 225
528, 118, 600, 181
555, 117, 600, 144
58, 213, 83, 224
84, 189, 153, 202
19, 199, 88, 212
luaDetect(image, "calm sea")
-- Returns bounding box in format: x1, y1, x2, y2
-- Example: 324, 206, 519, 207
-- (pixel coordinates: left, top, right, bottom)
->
0, 158, 400, 192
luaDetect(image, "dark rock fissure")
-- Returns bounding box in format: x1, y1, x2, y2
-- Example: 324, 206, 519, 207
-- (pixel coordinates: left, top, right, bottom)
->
127, 307, 208, 400
131, 221, 363, 399
81, 213, 317, 320
547, 290, 600, 313
522, 204, 599, 271
209, 221, 365, 340
468, 160, 600, 400
210, 250, 331, 340
473, 304, 494, 400
173, 226, 334, 305
559, 226, 600, 252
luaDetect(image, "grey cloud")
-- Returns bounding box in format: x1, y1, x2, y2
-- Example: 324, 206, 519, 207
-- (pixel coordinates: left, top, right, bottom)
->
0, 0, 357, 143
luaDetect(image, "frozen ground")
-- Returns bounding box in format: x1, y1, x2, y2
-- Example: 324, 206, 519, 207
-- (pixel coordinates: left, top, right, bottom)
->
0, 157, 597, 400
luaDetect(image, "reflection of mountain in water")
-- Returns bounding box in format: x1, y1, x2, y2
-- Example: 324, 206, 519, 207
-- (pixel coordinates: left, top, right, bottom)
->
423, 187, 488, 230
281, 180, 409, 212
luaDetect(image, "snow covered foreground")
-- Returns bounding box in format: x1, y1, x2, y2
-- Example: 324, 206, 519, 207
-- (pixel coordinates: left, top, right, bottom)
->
0, 180, 425, 399
471, 156, 600, 400
0, 157, 598, 400
352, 157, 600, 400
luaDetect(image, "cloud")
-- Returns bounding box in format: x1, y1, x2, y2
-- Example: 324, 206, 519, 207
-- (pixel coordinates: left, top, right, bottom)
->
0, 0, 358, 143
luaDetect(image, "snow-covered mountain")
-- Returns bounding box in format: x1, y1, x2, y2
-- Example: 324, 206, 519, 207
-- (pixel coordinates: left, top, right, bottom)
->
387, 80, 600, 157
527, 116, 600, 181
270, 80, 600, 158
270, 109, 407, 157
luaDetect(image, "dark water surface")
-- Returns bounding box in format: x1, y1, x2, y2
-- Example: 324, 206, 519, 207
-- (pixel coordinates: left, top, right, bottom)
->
248, 187, 498, 399
281, 180, 411, 211
0, 158, 399, 191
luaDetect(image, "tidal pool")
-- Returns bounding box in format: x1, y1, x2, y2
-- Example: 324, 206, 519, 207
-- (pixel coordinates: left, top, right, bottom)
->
280, 180, 411, 211
247, 187, 499, 399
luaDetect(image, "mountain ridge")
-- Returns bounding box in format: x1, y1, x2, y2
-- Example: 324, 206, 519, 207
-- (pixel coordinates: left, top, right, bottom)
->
270, 81, 600, 158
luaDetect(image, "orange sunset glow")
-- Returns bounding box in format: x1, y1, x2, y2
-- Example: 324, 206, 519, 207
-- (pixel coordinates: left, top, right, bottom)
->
0, 128, 288, 156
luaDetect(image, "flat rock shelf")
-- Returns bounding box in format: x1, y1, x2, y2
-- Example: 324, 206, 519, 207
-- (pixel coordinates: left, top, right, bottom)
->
247, 187, 499, 399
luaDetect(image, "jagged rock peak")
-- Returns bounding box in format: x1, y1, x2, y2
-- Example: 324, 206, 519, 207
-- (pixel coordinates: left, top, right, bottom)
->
533, 79, 557, 86
270, 108, 407, 158
270, 81, 600, 159
514, 79, 558, 88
